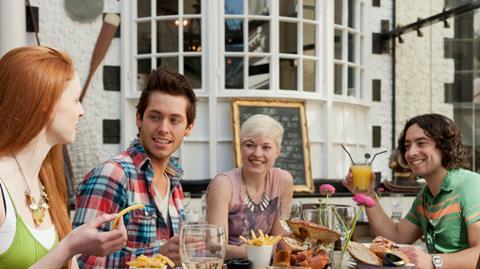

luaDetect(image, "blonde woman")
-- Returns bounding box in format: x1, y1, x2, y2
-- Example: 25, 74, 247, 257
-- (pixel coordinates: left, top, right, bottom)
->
206, 114, 293, 258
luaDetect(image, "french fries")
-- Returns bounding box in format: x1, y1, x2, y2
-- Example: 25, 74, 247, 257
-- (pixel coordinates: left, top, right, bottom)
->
239, 229, 281, 246
112, 204, 145, 229
127, 254, 175, 268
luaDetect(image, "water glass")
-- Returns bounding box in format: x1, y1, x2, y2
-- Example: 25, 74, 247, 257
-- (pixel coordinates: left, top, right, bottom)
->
277, 199, 303, 233
180, 224, 226, 269
302, 207, 334, 229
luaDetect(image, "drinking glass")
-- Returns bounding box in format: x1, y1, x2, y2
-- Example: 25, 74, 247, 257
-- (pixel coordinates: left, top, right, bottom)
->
333, 205, 355, 248
390, 193, 404, 222
351, 163, 372, 193
184, 192, 192, 209
180, 224, 226, 269
303, 207, 334, 229
277, 199, 303, 233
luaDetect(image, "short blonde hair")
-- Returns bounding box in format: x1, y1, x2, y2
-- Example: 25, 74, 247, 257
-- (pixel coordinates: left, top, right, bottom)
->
240, 114, 284, 147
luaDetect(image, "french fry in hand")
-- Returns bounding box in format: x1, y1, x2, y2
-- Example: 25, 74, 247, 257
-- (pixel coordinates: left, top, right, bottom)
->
239, 229, 281, 246
112, 204, 145, 229
127, 254, 175, 268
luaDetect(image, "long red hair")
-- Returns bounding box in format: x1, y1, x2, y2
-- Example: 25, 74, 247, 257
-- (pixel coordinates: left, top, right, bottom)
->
0, 46, 74, 267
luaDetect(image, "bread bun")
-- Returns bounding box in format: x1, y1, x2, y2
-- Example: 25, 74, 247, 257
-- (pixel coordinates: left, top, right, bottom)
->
347, 241, 382, 266
369, 236, 410, 264
286, 219, 341, 245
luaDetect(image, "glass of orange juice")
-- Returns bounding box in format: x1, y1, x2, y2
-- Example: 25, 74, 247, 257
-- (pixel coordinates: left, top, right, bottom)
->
351, 164, 372, 193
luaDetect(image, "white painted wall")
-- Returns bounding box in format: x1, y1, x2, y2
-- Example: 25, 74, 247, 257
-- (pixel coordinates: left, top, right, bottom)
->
395, 0, 454, 139
27, 0, 122, 183
0, 0, 26, 55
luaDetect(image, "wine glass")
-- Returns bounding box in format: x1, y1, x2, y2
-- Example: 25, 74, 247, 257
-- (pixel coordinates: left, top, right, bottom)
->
180, 224, 226, 269
277, 199, 303, 233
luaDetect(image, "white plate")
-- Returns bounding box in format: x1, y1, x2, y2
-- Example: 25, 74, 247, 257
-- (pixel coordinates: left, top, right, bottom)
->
347, 243, 414, 269
348, 260, 415, 269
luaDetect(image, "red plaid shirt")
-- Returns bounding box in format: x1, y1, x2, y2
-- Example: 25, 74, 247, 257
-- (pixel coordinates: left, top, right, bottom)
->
72, 138, 185, 268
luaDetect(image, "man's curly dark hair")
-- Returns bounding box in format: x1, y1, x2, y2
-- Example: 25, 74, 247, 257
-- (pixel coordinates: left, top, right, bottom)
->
398, 113, 470, 170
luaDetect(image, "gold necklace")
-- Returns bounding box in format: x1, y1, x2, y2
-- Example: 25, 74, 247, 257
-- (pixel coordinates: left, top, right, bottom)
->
13, 155, 49, 227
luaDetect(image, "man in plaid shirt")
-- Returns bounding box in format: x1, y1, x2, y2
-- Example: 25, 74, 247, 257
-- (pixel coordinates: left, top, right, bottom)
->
72, 67, 197, 268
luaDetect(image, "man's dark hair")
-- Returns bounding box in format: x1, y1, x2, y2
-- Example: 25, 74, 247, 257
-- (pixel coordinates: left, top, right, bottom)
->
398, 113, 470, 170
137, 66, 197, 126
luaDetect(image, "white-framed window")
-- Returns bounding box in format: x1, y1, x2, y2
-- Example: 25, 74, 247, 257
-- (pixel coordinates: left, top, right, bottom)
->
121, 0, 371, 181
133, 0, 204, 96
223, 0, 320, 94
334, 0, 365, 98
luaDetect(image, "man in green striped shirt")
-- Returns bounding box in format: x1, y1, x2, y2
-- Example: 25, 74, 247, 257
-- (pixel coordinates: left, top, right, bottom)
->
344, 114, 480, 268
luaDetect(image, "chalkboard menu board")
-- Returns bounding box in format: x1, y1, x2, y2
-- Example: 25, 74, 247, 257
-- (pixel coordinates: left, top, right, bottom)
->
231, 99, 313, 192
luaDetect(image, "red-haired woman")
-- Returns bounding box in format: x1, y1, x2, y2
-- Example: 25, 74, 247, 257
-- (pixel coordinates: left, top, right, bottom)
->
0, 46, 127, 269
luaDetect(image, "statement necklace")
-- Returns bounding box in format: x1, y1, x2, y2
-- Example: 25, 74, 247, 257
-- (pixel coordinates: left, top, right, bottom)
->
242, 171, 270, 212
13, 155, 49, 227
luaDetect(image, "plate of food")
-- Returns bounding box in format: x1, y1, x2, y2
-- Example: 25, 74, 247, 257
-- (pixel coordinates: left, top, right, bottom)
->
127, 254, 174, 269
272, 219, 341, 269
347, 237, 414, 269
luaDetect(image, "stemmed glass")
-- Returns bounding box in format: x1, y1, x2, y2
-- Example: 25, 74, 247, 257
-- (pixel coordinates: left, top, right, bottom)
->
277, 199, 303, 233
180, 224, 226, 269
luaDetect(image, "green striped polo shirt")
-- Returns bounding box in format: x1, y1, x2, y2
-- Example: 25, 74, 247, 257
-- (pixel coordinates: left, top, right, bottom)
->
405, 168, 480, 254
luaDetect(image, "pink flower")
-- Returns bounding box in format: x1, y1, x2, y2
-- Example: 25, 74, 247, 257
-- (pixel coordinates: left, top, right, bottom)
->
377, 187, 385, 193
319, 184, 336, 196
353, 193, 376, 208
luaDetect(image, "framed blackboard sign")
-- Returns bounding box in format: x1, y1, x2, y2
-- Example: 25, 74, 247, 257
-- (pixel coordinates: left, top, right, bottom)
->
231, 99, 313, 192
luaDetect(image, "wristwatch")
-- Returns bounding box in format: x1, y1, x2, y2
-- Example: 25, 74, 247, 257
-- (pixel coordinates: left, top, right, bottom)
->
432, 254, 442, 269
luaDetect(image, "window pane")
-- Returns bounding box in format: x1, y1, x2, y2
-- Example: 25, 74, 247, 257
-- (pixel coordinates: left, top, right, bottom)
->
303, 0, 315, 20
137, 22, 151, 54
225, 0, 243, 14
184, 18, 201, 52
280, 0, 298, 17
138, 58, 152, 91
157, 20, 178, 52
334, 29, 342, 59
303, 59, 315, 92
360, 36, 364, 64
348, 32, 355, 62
348, 66, 355, 96
157, 57, 178, 71
225, 19, 244, 52
279, 58, 297, 90
249, 57, 269, 89
334, 64, 342, 95
249, 0, 269, 15
335, 0, 343, 25
185, 0, 201, 14
137, 0, 151, 18
225, 57, 244, 89
280, 22, 297, 54
348, 0, 355, 28
248, 20, 269, 52
157, 0, 178, 16
184, 56, 202, 89
303, 23, 315, 56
